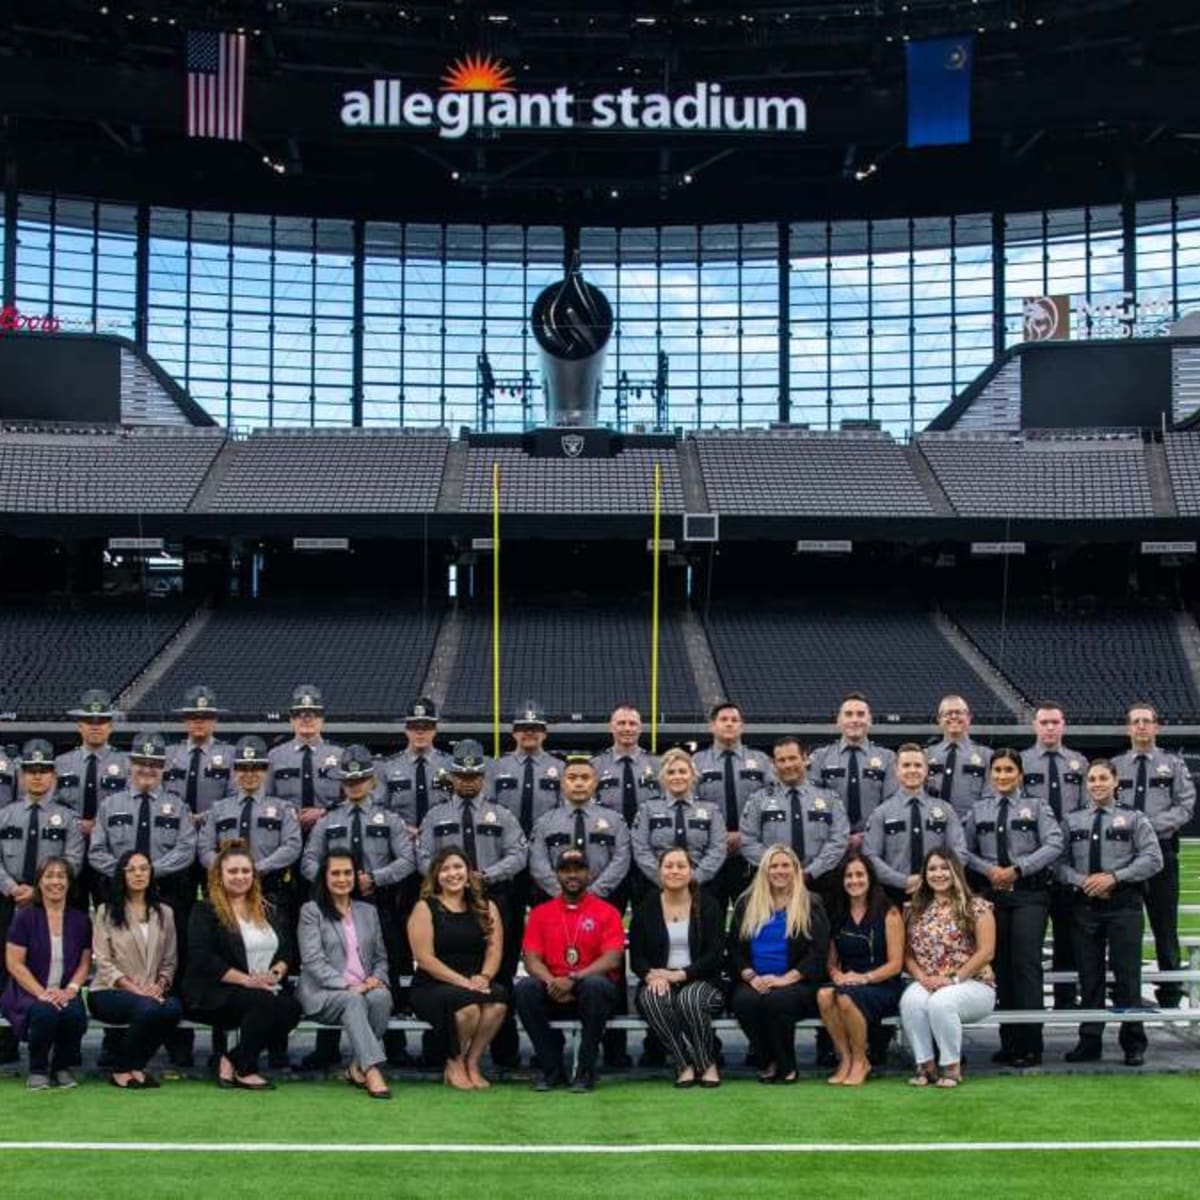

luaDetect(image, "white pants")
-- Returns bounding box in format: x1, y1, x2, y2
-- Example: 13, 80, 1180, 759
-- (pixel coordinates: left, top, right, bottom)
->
900, 980, 995, 1067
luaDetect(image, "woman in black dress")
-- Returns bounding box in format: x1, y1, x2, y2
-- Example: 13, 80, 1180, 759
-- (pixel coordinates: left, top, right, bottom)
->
407, 848, 508, 1089
816, 852, 904, 1086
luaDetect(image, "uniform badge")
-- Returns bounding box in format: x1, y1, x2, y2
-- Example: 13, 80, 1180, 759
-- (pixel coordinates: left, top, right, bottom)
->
1113, 815, 1126, 829
931, 806, 944, 820
812, 797, 826, 811
596, 818, 609, 831
1157, 764, 1172, 776
696, 808, 707, 820
212, 755, 224, 768
325, 755, 338, 768
969, 754, 982, 766
869, 757, 882, 769
372, 812, 386, 824
546, 767, 559, 779
49, 813, 63, 827
1069, 760, 1080, 771
747, 760, 757, 771
1019, 808, 1032, 821
301, 695, 314, 708
197, 696, 209, 710
107, 763, 121, 776
0, 761, 6, 772
484, 811, 496, 823
162, 804, 173, 815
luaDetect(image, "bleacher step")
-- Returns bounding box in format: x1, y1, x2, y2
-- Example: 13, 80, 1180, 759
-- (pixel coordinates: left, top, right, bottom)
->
421, 608, 463, 711
117, 605, 216, 716
680, 610, 726, 711
187, 439, 241, 512
932, 611, 1029, 721
676, 437, 710, 512
1145, 440, 1180, 517
904, 443, 957, 515
436, 440, 468, 512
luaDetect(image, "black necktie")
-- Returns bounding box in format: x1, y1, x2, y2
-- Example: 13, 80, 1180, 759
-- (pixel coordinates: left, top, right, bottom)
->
21, 804, 40, 884
673, 799, 688, 848
788, 787, 806, 863
415, 757, 429, 823
83, 755, 99, 820
996, 796, 1011, 868
1088, 807, 1104, 874
722, 751, 739, 831
1046, 751, 1062, 820
846, 747, 862, 827
520, 759, 535, 833
1133, 755, 1148, 812
621, 758, 637, 826
350, 806, 364, 872
941, 744, 958, 808
185, 746, 202, 814
135, 793, 152, 857
239, 796, 254, 843
301, 745, 315, 808
573, 806, 587, 850
908, 797, 925, 874
461, 798, 477, 869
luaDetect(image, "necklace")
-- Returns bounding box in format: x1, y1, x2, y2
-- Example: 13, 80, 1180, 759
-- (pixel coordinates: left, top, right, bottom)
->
560, 899, 588, 967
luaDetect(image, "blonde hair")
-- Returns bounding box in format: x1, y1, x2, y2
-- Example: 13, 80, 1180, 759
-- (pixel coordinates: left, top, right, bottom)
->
207, 840, 269, 933
739, 844, 812, 940
658, 747, 699, 792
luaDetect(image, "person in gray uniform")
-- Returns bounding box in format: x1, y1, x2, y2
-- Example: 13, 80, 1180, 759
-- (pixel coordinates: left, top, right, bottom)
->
0, 740, 85, 1063
741, 737, 849, 887
925, 695, 992, 820
808, 694, 896, 841
632, 747, 727, 891
692, 702, 772, 914
0, 742, 16, 809
162, 685, 236, 818
1022, 702, 1088, 1009
88, 730, 199, 1067
1113, 703, 1197, 1009
964, 748, 1063, 1068
266, 685, 344, 835
863, 744, 967, 903
200, 736, 301, 920
302, 744, 416, 1068
530, 755, 630, 903
419, 739, 528, 1069
1059, 758, 1163, 1067
592, 704, 661, 829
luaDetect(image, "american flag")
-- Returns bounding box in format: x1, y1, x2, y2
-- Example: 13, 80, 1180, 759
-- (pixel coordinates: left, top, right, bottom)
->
186, 31, 246, 140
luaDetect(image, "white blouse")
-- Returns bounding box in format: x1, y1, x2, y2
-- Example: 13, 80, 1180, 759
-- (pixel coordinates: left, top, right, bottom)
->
237, 918, 279, 975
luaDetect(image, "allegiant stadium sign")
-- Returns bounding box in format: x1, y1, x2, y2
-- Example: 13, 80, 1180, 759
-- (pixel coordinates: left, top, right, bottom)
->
340, 53, 806, 140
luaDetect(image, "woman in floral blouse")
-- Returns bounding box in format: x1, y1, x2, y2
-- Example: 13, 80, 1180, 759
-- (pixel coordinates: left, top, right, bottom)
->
901, 849, 996, 1088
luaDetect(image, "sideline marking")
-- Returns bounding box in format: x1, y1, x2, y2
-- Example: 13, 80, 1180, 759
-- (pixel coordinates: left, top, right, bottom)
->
1, 1140, 1200, 1155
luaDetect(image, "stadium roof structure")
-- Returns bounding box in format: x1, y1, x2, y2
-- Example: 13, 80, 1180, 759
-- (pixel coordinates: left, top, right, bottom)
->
3, 0, 1200, 225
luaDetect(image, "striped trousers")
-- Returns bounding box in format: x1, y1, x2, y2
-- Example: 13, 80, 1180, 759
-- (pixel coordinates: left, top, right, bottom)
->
634, 980, 723, 1072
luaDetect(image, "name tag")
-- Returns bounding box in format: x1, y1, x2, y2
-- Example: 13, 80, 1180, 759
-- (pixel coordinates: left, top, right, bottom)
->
205, 767, 230, 780
863, 768, 886, 781
1069, 829, 1089, 843
739, 769, 764, 782
216, 817, 238, 834
538, 778, 560, 792
366, 826, 390, 839
544, 832, 571, 848
821, 767, 846, 780
0, 826, 21, 840
1012, 818, 1037, 833
975, 821, 996, 834
588, 832, 616, 847
274, 767, 299, 781
326, 824, 349, 840
494, 776, 517, 792
164, 767, 187, 782
101, 776, 124, 791
963, 764, 986, 778
108, 813, 134, 828
925, 819, 948, 834
42, 826, 66, 842
154, 816, 181, 831
388, 779, 413, 793
57, 774, 80, 789
649, 815, 672, 831
256, 817, 282, 832
597, 777, 619, 791
1025, 773, 1045, 787
700, 770, 722, 784
884, 820, 906, 836
477, 823, 503, 838
687, 818, 711, 831
1063, 772, 1082, 785
806, 811, 832, 824
762, 810, 786, 823
1106, 828, 1132, 843
433, 822, 460, 838
928, 763, 945, 776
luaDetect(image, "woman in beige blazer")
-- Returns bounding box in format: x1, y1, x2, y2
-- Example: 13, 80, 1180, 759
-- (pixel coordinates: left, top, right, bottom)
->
88, 850, 184, 1089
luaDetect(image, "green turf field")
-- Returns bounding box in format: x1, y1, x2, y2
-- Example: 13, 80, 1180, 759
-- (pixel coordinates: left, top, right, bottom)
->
1176, 841, 1200, 938
2, 1075, 1199, 1197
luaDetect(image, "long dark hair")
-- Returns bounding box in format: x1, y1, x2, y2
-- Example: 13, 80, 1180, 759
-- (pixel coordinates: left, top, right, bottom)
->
314, 851, 358, 922
420, 847, 492, 937
908, 848, 976, 936
106, 850, 163, 929
826, 850, 892, 931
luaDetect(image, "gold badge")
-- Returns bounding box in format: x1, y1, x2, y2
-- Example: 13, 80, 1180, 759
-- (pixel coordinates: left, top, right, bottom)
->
596, 818, 609, 831
212, 755, 224, 768
969, 754, 982, 766
747, 760, 757, 770
325, 755, 338, 768
1019, 807, 1032, 820
1157, 764, 1172, 776
931, 806, 944, 820
266, 806, 276, 818
812, 797, 826, 811
546, 767, 559, 779
302, 694, 314, 708
869, 757, 882, 769
696, 808, 707, 820
484, 811, 496, 823
372, 812, 386, 824
49, 813, 63, 827
197, 696, 209, 709
0, 761, 6, 772
1113, 815, 1126, 829
162, 804, 172, 815
1069, 760, 1080, 771
107, 763, 121, 776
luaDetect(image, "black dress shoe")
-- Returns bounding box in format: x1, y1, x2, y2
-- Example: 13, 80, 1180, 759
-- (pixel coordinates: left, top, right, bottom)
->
569, 1071, 595, 1093
534, 1073, 566, 1093
1009, 1054, 1042, 1069
1123, 1050, 1145, 1067
1064, 1044, 1102, 1063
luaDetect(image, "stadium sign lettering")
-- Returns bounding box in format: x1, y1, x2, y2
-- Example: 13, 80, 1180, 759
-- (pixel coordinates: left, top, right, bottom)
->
0, 305, 61, 333
340, 81, 806, 140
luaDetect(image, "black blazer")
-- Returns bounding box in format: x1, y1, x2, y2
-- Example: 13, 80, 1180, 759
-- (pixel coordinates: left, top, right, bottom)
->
726, 894, 829, 984
183, 899, 299, 1011
628, 890, 725, 984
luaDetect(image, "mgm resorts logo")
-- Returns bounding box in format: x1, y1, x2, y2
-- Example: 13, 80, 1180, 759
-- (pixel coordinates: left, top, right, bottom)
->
340, 52, 806, 140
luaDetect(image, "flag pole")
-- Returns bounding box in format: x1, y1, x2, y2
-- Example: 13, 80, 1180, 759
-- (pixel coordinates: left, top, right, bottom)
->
492, 462, 501, 759
650, 461, 662, 754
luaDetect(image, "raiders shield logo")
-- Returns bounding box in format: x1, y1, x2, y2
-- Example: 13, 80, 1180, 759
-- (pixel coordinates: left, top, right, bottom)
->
561, 434, 584, 458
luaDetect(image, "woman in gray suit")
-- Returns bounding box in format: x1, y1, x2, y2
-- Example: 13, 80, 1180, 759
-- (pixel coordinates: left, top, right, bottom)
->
297, 852, 393, 1100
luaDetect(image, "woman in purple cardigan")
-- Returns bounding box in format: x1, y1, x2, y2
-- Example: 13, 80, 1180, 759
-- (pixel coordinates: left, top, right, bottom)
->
1, 856, 92, 1090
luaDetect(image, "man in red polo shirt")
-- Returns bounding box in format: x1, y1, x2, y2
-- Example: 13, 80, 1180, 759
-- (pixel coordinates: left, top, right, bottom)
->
514, 847, 625, 1092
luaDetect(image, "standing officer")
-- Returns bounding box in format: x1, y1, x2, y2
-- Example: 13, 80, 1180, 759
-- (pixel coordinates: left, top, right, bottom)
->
592, 704, 661, 828
1113, 703, 1196, 1009
864, 744, 967, 902
200, 735, 301, 920
693, 702, 772, 914
1022, 702, 1088, 1009
88, 730, 199, 1067
964, 748, 1063, 1068
419, 739, 528, 1068
808, 694, 896, 842
1059, 758, 1163, 1066
741, 737, 849, 886
0, 740, 84, 1064
266, 684, 344, 835
0, 743, 15, 808
162, 685, 236, 818
926, 695, 992, 821
55, 688, 128, 906
303, 744, 416, 1068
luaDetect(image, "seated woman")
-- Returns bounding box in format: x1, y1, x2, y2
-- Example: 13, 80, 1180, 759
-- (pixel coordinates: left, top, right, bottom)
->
901, 848, 997, 1088
297, 852, 393, 1101
183, 840, 302, 1090
407, 847, 508, 1090
817, 852, 904, 1087
629, 846, 725, 1088
1, 856, 91, 1090
88, 850, 184, 1089
727, 843, 829, 1084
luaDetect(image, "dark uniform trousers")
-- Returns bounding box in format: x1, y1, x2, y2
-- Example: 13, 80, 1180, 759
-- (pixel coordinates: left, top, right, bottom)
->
1048, 884, 1078, 1009
1145, 834, 1183, 1007
1072, 886, 1147, 1054
482, 882, 520, 1068
991, 882, 1052, 1058
513, 974, 619, 1082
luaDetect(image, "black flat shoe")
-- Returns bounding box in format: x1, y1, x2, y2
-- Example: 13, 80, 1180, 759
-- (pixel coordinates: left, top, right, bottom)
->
1064, 1045, 1101, 1064
776, 1072, 799, 1085
698, 1079, 721, 1089
1123, 1051, 1145, 1067
367, 1086, 393, 1100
